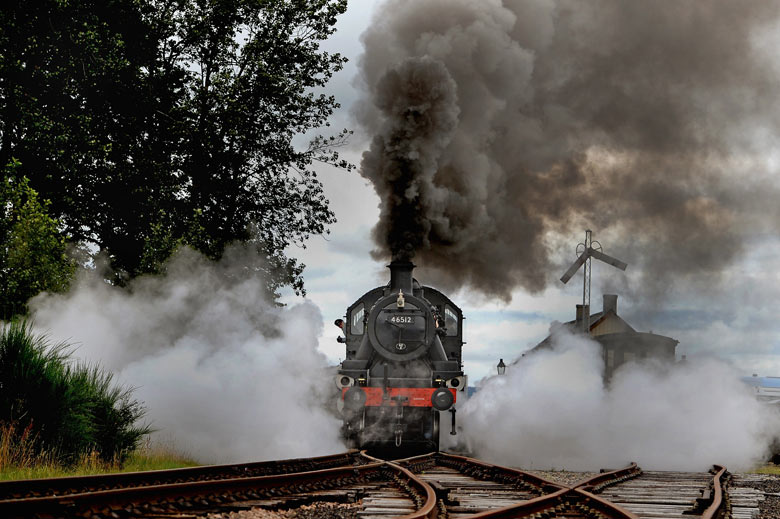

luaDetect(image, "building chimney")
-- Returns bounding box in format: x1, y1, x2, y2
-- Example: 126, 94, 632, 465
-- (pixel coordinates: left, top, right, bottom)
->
575, 304, 590, 323
603, 294, 618, 315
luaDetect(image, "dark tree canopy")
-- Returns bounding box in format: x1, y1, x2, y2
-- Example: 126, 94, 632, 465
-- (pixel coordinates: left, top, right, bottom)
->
0, 162, 75, 316
0, 0, 350, 296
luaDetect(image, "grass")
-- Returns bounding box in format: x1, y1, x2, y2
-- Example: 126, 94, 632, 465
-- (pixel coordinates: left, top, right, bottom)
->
752, 464, 780, 475
0, 433, 199, 480
121, 438, 200, 472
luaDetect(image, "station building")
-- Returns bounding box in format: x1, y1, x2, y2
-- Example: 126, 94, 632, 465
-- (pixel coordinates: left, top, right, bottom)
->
530, 294, 679, 380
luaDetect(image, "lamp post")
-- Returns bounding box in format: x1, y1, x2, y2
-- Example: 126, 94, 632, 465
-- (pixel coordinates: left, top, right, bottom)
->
497, 358, 506, 375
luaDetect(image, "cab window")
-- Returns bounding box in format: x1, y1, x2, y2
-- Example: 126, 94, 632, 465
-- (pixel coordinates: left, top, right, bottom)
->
351, 304, 365, 335
444, 305, 458, 336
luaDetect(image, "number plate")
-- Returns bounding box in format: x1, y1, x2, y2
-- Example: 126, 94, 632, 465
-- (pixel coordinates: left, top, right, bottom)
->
390, 316, 415, 324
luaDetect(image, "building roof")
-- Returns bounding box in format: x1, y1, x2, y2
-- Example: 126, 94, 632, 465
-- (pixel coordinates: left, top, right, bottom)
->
561, 310, 636, 335
528, 294, 680, 355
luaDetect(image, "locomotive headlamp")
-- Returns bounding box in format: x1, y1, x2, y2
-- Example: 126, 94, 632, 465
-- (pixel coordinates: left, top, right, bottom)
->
397, 290, 405, 308
431, 387, 454, 411
343, 386, 367, 410
336, 375, 354, 388
446, 376, 467, 390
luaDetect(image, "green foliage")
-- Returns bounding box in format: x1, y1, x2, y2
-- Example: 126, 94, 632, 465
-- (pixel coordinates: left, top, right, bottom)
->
0, 0, 351, 296
0, 162, 75, 317
0, 321, 150, 465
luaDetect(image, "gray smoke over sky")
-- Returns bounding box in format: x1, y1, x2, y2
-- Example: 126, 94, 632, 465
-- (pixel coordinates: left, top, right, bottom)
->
454, 328, 780, 471
356, 0, 780, 301
30, 247, 345, 463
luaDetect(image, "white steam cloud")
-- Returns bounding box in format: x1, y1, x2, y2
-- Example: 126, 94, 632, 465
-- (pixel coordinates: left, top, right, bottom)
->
29, 247, 345, 463
458, 329, 780, 471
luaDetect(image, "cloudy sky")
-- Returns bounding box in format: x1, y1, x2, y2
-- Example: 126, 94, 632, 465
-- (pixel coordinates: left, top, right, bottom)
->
282, 0, 780, 382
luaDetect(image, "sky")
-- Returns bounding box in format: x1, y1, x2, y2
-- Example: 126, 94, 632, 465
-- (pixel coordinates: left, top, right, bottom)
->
19, 0, 780, 468
280, 0, 780, 383
16, 0, 780, 470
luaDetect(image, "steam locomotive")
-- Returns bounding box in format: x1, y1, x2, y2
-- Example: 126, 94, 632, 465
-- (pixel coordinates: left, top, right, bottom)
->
335, 261, 466, 452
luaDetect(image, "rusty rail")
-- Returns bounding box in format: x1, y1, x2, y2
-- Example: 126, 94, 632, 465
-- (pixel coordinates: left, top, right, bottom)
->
388, 462, 438, 519
573, 462, 642, 493
467, 487, 640, 519
355, 451, 439, 518
458, 462, 642, 519
701, 464, 727, 519
0, 453, 441, 519
0, 450, 359, 501
0, 460, 390, 518
432, 452, 569, 495
0, 448, 728, 519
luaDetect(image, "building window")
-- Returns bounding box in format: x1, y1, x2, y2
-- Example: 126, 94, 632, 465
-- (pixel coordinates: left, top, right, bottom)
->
624, 351, 635, 363
607, 349, 614, 368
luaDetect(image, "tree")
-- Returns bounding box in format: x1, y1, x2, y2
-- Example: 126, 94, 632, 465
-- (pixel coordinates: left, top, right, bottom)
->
0, 162, 75, 317
0, 0, 350, 295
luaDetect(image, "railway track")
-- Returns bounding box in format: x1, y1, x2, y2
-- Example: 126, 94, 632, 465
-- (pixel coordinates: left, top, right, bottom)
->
0, 453, 433, 519
0, 450, 738, 519
395, 452, 567, 517
593, 468, 720, 518
0, 451, 361, 501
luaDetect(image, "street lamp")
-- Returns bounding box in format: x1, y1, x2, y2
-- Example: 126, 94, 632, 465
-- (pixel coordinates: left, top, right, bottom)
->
497, 358, 506, 375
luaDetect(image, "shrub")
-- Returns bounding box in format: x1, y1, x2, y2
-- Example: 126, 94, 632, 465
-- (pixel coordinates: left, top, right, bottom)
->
0, 320, 150, 465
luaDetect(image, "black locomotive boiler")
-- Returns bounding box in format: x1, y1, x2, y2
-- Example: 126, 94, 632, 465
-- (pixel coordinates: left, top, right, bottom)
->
335, 261, 466, 452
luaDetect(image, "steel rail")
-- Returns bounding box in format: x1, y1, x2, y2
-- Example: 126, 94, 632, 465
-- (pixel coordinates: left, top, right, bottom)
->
392, 452, 579, 519
376, 454, 722, 519
0, 450, 358, 501
576, 462, 728, 519
457, 462, 642, 519
700, 464, 727, 519
432, 452, 569, 495
570, 488, 640, 519
0, 456, 440, 519
357, 451, 439, 518
387, 461, 438, 519
572, 462, 642, 493
464, 486, 641, 519
0, 460, 389, 518
2, 447, 724, 519
463, 487, 569, 519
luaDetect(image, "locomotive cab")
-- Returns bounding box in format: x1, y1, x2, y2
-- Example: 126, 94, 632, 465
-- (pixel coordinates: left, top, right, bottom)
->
336, 261, 466, 453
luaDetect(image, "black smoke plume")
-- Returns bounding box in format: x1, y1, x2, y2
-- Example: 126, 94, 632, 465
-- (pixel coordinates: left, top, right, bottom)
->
356, 0, 780, 301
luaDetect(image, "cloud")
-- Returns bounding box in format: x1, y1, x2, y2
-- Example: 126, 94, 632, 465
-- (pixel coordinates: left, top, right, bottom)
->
355, 0, 780, 302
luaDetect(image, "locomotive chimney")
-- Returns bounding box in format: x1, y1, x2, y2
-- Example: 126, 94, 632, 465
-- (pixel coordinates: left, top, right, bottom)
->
388, 261, 415, 294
